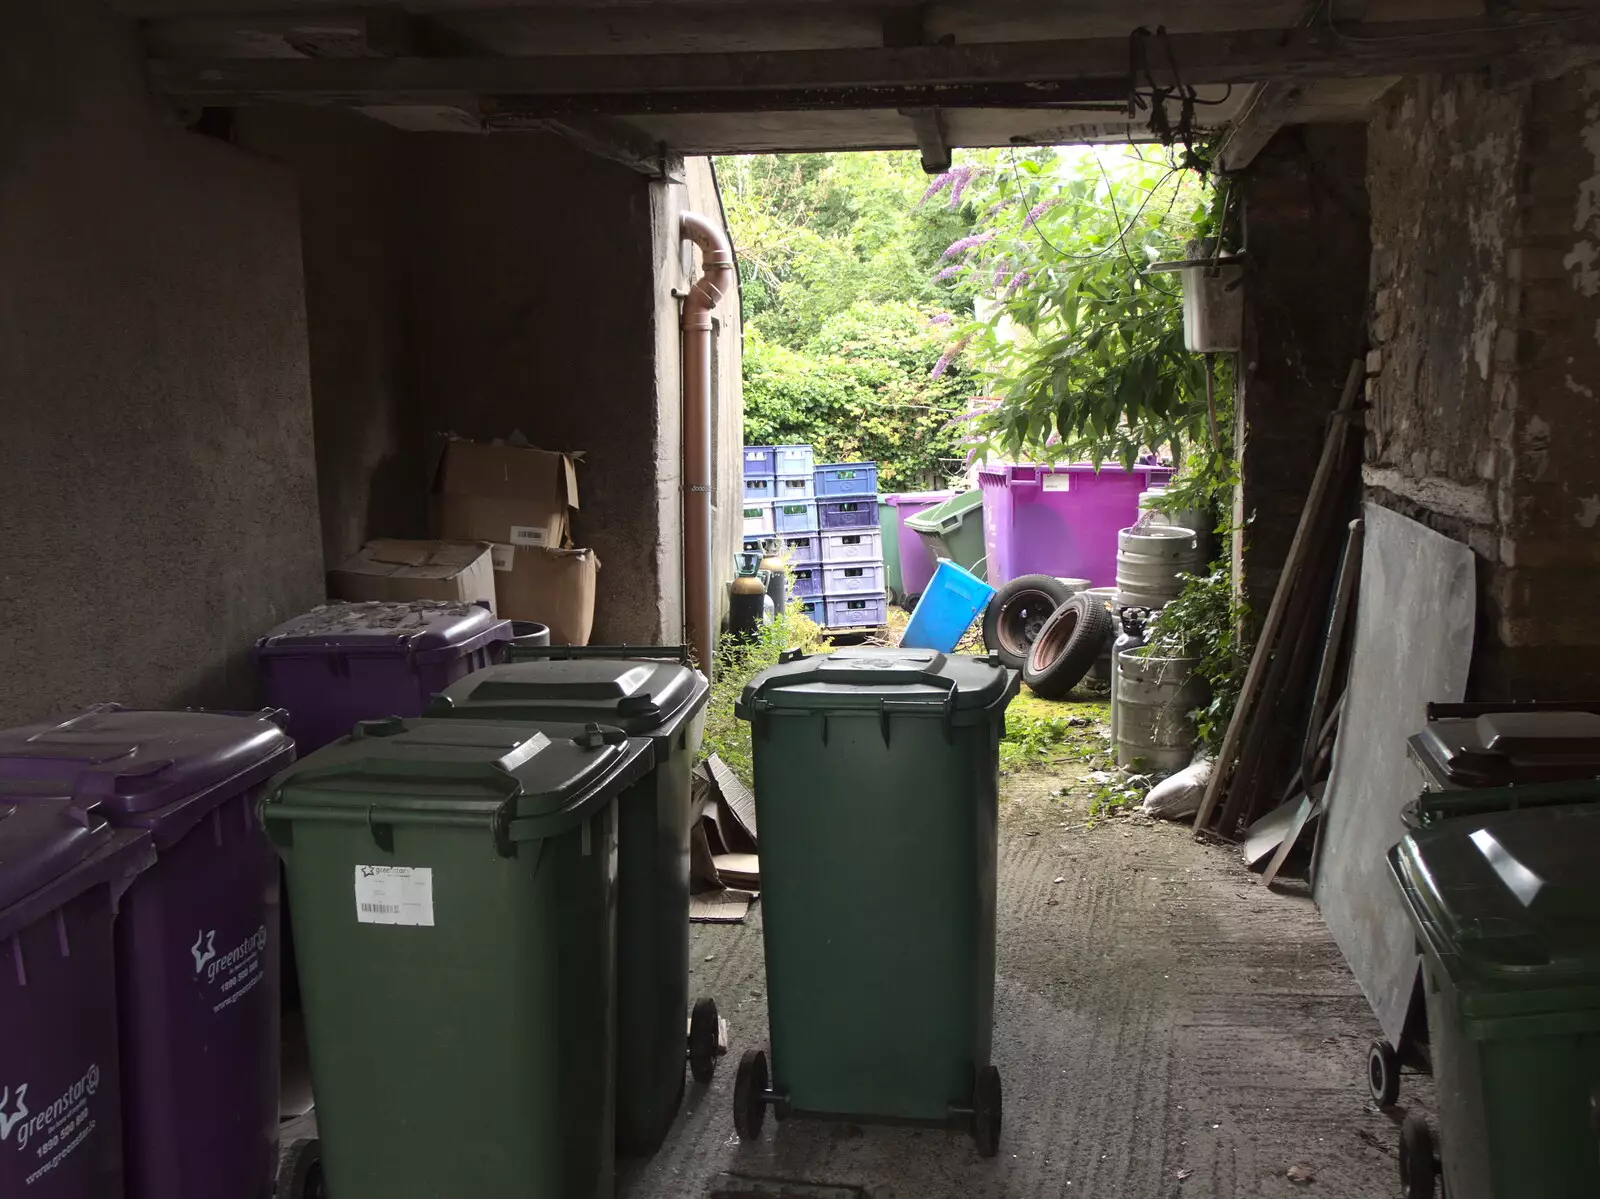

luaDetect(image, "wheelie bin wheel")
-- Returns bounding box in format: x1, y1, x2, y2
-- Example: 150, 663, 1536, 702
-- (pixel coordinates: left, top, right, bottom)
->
972, 1064, 1003, 1158
733, 1048, 769, 1142
1368, 1038, 1401, 1107
1398, 1113, 1437, 1199
277, 1137, 326, 1199
689, 997, 721, 1084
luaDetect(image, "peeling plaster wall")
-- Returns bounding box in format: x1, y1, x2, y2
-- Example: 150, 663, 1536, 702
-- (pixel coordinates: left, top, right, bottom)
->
1366, 70, 1600, 695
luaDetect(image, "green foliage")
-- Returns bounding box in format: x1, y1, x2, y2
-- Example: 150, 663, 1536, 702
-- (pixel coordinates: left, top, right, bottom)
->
698, 602, 828, 788
998, 693, 1108, 774
1138, 565, 1249, 752
741, 301, 971, 490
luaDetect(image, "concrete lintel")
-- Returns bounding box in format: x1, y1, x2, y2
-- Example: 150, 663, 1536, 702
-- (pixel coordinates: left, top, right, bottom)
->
1361, 465, 1494, 528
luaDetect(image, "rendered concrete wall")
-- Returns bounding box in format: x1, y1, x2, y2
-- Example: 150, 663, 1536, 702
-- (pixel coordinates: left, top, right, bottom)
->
0, 0, 324, 726
233, 108, 425, 569
1235, 126, 1370, 621
1366, 70, 1600, 695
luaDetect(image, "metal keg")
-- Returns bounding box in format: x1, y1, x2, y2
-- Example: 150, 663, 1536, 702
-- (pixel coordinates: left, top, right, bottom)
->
1115, 525, 1204, 609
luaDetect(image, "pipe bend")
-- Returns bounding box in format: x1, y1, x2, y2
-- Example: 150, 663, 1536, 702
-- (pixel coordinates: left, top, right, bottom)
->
680, 210, 735, 314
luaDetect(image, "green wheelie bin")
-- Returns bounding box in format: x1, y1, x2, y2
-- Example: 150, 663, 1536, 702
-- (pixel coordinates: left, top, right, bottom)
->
1388, 802, 1600, 1199
733, 647, 1018, 1155
261, 717, 653, 1199
425, 644, 718, 1154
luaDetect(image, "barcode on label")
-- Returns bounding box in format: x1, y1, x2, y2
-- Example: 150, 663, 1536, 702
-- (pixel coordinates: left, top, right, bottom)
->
360, 903, 400, 915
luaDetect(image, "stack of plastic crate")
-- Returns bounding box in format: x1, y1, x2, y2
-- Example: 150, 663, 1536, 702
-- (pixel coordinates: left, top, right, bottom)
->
741, 446, 776, 552
814, 461, 887, 630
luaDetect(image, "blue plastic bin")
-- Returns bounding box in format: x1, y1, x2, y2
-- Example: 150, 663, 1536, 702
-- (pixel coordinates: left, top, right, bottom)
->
743, 475, 776, 503
795, 598, 823, 624
781, 532, 823, 568
788, 565, 823, 598
774, 445, 815, 476
900, 559, 996, 652
814, 462, 879, 497
744, 446, 777, 476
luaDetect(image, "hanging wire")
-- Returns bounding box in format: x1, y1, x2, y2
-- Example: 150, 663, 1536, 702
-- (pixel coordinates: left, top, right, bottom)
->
1006, 146, 1184, 266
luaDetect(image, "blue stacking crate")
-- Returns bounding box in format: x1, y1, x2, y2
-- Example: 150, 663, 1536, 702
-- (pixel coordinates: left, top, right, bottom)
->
818, 495, 879, 531
773, 500, 818, 535
744, 446, 777, 476
781, 532, 823, 568
774, 474, 815, 502
743, 475, 776, 503
824, 595, 888, 629
814, 462, 879, 497
822, 562, 886, 597
795, 597, 824, 624
774, 444, 815, 476
787, 564, 823, 599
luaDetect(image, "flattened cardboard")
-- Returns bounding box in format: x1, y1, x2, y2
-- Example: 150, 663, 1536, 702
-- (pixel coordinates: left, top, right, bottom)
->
438, 438, 580, 551
491, 546, 599, 646
328, 539, 496, 609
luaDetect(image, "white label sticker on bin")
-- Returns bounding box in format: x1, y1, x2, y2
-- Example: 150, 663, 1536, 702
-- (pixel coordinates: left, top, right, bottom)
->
509, 524, 549, 548
354, 866, 435, 927
490, 544, 515, 572
1043, 474, 1071, 492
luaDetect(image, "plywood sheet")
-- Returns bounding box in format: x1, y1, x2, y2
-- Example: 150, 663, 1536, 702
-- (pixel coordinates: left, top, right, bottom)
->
1314, 503, 1474, 1045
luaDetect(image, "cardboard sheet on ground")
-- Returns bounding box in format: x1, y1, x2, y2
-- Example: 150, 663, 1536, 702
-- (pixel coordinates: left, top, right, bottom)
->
1314, 503, 1474, 1046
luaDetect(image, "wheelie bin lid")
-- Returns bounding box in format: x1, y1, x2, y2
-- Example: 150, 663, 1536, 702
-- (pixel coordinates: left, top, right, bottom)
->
1390, 803, 1600, 1029
0, 706, 294, 846
903, 490, 982, 534
427, 646, 709, 750
0, 800, 154, 941
261, 717, 654, 848
735, 647, 1018, 723
254, 600, 512, 663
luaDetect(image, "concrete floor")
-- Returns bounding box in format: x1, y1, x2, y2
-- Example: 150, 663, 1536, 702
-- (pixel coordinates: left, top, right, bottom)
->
621, 774, 1422, 1199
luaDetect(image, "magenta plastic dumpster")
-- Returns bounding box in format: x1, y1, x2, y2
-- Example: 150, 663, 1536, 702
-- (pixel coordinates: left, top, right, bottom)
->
0, 802, 152, 1199
0, 707, 295, 1199
884, 490, 954, 600
978, 463, 1172, 587
255, 600, 514, 754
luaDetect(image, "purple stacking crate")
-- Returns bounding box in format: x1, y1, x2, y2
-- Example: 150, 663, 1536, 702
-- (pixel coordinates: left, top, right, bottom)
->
743, 475, 776, 503
824, 595, 888, 628
884, 490, 954, 599
822, 562, 886, 596
787, 564, 824, 599
781, 532, 823, 568
0, 802, 152, 1199
255, 600, 514, 755
813, 462, 879, 497
795, 597, 824, 624
818, 495, 879, 531
773, 500, 819, 535
0, 706, 295, 1199
978, 462, 1173, 587
774, 474, 815, 502
820, 528, 882, 564
743, 446, 777, 476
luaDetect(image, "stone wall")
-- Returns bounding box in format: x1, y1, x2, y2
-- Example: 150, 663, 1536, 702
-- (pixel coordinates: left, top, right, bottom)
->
1366, 69, 1600, 696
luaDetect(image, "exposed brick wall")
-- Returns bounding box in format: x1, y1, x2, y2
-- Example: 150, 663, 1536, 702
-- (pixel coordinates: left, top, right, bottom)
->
1234, 125, 1370, 624
1366, 69, 1600, 697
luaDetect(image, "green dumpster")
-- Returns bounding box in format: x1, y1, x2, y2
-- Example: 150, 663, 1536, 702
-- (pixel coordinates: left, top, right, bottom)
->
877, 493, 904, 603
905, 490, 986, 581
732, 647, 1018, 1155
262, 717, 653, 1199
1388, 802, 1600, 1199
426, 645, 717, 1154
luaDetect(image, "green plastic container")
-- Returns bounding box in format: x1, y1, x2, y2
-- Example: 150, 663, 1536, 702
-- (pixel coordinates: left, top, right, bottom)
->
426, 645, 714, 1154
877, 494, 904, 602
733, 647, 1018, 1154
262, 717, 653, 1199
1389, 803, 1600, 1199
904, 490, 987, 581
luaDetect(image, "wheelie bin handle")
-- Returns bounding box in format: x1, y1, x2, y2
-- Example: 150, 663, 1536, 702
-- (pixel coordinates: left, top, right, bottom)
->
506, 643, 693, 665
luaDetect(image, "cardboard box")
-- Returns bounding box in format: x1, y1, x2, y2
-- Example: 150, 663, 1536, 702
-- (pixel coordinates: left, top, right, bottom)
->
437, 438, 580, 552
328, 539, 497, 609
490, 545, 600, 645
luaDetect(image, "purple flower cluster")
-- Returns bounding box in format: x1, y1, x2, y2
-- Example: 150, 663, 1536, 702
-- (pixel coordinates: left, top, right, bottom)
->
931, 333, 975, 380
1023, 197, 1064, 228
927, 312, 953, 327
940, 230, 995, 260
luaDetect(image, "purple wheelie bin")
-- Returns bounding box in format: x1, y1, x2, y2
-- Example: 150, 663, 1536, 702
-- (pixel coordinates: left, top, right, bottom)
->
0, 707, 295, 1199
255, 599, 514, 754
0, 801, 152, 1199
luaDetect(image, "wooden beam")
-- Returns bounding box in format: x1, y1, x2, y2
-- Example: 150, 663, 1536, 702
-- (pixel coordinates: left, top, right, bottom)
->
899, 107, 950, 173
482, 107, 685, 179
147, 13, 1600, 110
1213, 80, 1307, 172
144, 8, 422, 59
